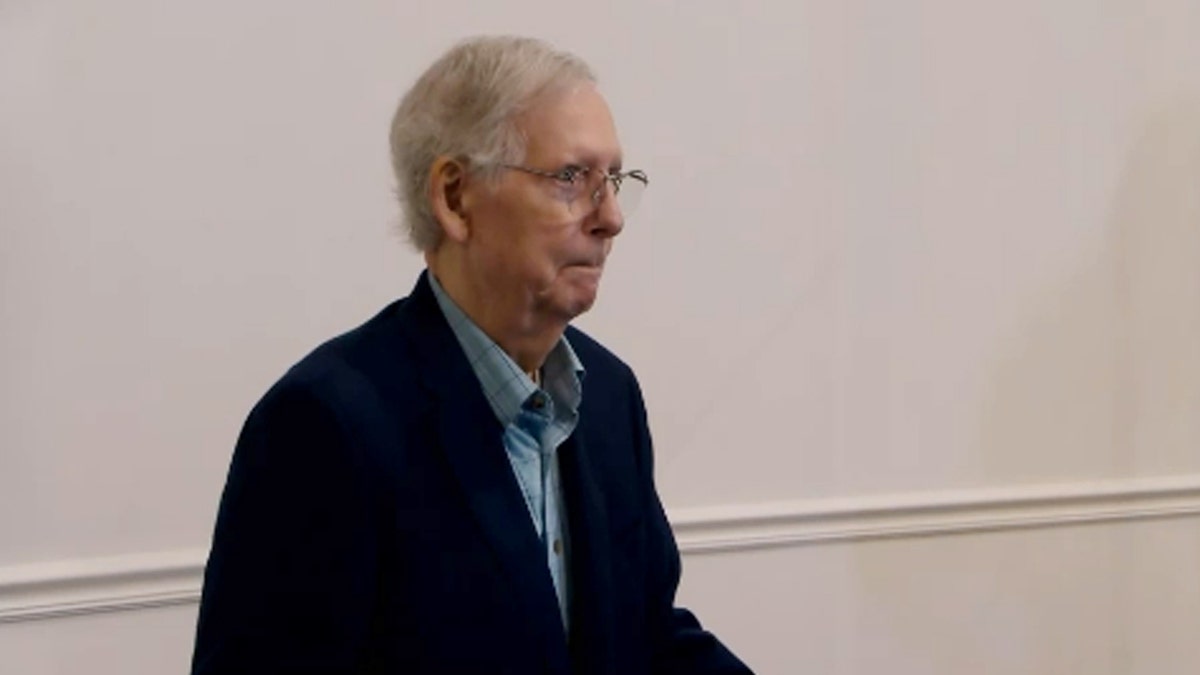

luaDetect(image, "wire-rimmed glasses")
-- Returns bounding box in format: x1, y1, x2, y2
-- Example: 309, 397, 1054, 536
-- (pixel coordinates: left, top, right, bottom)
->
500, 164, 649, 217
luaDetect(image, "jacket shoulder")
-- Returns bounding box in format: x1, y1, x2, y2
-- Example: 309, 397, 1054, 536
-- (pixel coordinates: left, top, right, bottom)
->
564, 324, 635, 383
254, 298, 424, 423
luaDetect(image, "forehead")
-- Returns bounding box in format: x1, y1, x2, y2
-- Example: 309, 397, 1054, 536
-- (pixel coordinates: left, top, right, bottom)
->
517, 84, 622, 167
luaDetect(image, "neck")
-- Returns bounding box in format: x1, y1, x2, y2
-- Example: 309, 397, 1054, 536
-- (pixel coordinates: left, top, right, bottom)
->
426, 255, 565, 374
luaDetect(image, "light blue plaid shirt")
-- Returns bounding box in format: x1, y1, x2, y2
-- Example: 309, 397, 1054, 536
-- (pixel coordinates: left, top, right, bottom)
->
428, 273, 583, 633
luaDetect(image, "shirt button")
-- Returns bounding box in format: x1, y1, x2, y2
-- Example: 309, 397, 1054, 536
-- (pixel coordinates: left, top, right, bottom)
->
531, 394, 546, 410
553, 539, 563, 555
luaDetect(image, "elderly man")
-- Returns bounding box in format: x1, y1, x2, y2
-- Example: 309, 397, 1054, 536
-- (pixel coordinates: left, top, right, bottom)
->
191, 36, 752, 674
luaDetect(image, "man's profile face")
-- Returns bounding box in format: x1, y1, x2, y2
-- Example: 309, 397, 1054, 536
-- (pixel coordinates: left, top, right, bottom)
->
464, 83, 625, 324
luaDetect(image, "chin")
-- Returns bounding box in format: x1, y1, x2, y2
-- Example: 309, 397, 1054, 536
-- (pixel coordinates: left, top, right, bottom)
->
544, 288, 598, 321
536, 270, 602, 319
559, 297, 597, 321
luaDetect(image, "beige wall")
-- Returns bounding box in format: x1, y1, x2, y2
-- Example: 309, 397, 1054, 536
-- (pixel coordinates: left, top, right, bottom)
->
3, 1, 1199, 673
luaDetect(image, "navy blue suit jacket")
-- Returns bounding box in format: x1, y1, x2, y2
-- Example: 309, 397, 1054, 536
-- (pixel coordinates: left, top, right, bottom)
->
191, 272, 751, 674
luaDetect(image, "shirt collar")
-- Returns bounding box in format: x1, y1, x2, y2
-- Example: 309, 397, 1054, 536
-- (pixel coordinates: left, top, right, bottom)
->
428, 271, 584, 428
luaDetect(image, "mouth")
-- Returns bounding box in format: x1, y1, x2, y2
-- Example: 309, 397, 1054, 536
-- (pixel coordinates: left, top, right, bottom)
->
567, 263, 604, 282
567, 255, 606, 269
563, 261, 605, 285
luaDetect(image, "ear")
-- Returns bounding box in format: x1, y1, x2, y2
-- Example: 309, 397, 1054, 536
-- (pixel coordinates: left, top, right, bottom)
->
428, 156, 472, 244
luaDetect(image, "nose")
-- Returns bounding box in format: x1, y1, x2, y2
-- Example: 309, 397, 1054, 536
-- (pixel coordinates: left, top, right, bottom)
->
587, 178, 624, 239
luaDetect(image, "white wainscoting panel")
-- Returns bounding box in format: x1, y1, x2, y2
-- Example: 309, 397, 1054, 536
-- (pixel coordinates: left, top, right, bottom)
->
3, 475, 1198, 625
671, 475, 1200, 554
0, 549, 204, 625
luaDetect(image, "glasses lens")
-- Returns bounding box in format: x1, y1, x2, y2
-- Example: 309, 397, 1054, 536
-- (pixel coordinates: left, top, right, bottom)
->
569, 170, 648, 217
616, 173, 647, 217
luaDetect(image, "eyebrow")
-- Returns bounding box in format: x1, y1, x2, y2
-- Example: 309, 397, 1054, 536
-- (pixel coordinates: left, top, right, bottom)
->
562, 151, 623, 172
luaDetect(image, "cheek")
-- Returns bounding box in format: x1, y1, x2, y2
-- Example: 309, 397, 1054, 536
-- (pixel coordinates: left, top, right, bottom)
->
545, 227, 586, 270
478, 194, 580, 275
478, 225, 560, 286
519, 218, 577, 267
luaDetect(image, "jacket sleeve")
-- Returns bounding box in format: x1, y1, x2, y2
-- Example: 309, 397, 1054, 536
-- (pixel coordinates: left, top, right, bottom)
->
191, 377, 381, 674
628, 376, 756, 675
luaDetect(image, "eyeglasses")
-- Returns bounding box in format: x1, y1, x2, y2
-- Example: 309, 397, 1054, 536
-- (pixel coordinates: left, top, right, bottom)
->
499, 163, 649, 217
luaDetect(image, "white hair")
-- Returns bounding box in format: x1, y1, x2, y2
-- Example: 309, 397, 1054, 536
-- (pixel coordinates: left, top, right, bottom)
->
389, 35, 596, 251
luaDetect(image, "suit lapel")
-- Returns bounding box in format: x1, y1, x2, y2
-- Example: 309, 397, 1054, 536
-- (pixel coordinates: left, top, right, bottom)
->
397, 273, 570, 668
560, 431, 616, 675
